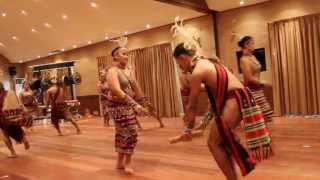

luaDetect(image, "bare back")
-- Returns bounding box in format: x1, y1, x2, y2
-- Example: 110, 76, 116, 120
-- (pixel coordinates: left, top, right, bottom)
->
192, 59, 244, 94
47, 85, 65, 104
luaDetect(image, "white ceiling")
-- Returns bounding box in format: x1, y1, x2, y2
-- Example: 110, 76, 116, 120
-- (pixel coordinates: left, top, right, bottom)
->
0, 0, 203, 63
206, 0, 269, 11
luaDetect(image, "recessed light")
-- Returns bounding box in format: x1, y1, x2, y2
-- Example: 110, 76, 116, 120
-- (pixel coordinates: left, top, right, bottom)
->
31, 28, 37, 32
124, 31, 128, 35
12, 36, 18, 40
21, 10, 27, 15
90, 2, 98, 8
44, 23, 52, 28
73, 45, 77, 48
88, 40, 92, 44
37, 55, 41, 58
146, 24, 151, 29
105, 36, 109, 40
240, 0, 245, 5
0, 42, 4, 47
1, 13, 6, 17
62, 14, 68, 20
61, 48, 65, 51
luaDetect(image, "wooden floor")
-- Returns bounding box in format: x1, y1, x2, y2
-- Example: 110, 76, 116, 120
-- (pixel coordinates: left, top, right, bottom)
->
0, 116, 319, 180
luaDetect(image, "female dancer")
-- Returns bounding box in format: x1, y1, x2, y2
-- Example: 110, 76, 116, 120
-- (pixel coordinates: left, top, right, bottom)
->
97, 70, 111, 126
238, 36, 273, 121
106, 46, 148, 174
19, 81, 38, 130
0, 82, 30, 157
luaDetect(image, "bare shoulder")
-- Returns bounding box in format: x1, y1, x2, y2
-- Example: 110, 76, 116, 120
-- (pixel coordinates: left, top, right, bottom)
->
106, 66, 118, 75
240, 56, 250, 64
192, 59, 213, 78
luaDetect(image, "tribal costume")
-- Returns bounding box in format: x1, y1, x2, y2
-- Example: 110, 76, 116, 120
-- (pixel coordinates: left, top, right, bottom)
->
106, 69, 138, 154
206, 62, 272, 176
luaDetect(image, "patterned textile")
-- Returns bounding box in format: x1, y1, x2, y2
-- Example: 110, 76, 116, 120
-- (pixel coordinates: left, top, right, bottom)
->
206, 62, 272, 176
0, 91, 25, 143
228, 88, 272, 152
246, 83, 273, 121
106, 97, 137, 154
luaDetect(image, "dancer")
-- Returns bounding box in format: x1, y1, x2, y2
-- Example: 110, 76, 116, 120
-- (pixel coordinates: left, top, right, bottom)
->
0, 82, 30, 158
106, 45, 148, 174
238, 36, 273, 121
46, 78, 81, 136
97, 69, 111, 126
172, 43, 273, 179
19, 81, 38, 130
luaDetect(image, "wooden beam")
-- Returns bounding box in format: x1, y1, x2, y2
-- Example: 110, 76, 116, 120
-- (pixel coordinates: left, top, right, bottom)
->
155, 0, 212, 14
211, 11, 220, 57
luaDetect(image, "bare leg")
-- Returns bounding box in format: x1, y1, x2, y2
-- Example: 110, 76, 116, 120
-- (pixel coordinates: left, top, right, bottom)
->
124, 154, 134, 174
136, 119, 142, 130
22, 135, 30, 150
116, 153, 125, 169
104, 114, 110, 127
53, 123, 63, 136
207, 98, 241, 180
68, 118, 81, 134
1, 131, 17, 158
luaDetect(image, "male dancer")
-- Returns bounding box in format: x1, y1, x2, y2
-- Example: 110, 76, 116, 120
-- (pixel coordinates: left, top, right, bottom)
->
46, 78, 81, 136
172, 43, 273, 180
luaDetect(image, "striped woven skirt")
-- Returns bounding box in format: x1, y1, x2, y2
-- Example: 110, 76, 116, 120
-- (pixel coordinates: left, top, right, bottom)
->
106, 98, 138, 154
246, 84, 273, 122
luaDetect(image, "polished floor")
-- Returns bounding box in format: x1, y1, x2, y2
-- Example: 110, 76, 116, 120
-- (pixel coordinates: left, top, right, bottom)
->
0, 116, 319, 180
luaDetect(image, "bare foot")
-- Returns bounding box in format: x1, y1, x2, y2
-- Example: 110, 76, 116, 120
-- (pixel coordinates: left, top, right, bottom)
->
8, 154, 18, 158
124, 166, 134, 174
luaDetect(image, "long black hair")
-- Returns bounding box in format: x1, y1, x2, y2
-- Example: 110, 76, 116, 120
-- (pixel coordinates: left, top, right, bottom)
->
238, 36, 253, 48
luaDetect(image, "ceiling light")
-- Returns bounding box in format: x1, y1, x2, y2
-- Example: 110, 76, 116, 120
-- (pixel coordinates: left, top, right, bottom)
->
0, 42, 4, 47
12, 36, 18, 40
240, 0, 245, 5
44, 23, 52, 28
90, 2, 98, 8
62, 14, 68, 20
124, 31, 128, 35
146, 24, 151, 29
73, 45, 77, 48
19, 60, 23, 63
105, 36, 109, 40
21, 10, 27, 15
61, 48, 65, 51
31, 28, 37, 32
1, 13, 6, 17
88, 40, 92, 44
37, 55, 41, 58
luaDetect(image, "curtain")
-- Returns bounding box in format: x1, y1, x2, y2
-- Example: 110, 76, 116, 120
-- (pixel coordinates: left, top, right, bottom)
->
268, 14, 320, 115
97, 43, 180, 117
